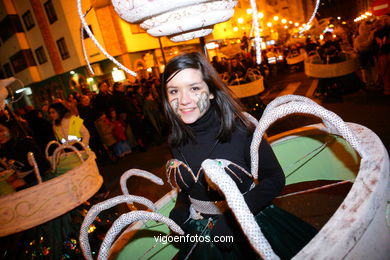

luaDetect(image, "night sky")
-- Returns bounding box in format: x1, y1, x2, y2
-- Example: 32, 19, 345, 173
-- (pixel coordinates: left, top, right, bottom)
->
316, 0, 362, 20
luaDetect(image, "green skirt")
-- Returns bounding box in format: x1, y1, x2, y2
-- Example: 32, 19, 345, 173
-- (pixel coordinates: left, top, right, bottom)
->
177, 204, 317, 260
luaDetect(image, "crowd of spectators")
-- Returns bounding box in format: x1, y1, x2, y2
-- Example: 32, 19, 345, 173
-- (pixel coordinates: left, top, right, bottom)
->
9, 76, 167, 164
210, 14, 389, 97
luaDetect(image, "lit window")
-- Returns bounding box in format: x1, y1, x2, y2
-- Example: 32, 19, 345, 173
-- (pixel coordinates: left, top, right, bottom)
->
35, 46, 48, 64
44, 0, 57, 24
22, 10, 35, 30
56, 37, 70, 60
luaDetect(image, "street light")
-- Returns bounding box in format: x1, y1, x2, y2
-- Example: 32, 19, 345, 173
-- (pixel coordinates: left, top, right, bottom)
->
238, 17, 244, 24
267, 22, 272, 27
273, 16, 279, 21
246, 8, 252, 14
294, 22, 299, 27
258, 12, 264, 19
281, 18, 287, 24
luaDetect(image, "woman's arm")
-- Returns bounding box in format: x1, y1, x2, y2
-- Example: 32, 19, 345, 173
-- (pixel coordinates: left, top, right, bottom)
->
169, 191, 191, 229
243, 138, 285, 214
210, 138, 285, 249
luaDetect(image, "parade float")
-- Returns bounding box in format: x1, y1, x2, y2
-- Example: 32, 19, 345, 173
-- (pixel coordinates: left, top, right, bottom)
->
226, 68, 265, 99
304, 51, 360, 79
0, 78, 107, 258
78, 95, 389, 260
0, 142, 102, 237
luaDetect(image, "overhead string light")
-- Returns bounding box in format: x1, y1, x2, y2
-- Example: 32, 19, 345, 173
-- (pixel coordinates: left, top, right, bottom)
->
80, 6, 94, 75
249, 0, 262, 64
77, 0, 137, 77
300, 0, 321, 33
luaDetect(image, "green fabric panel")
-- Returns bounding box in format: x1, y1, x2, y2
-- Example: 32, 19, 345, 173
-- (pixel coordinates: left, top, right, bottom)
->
116, 196, 179, 260
271, 134, 360, 185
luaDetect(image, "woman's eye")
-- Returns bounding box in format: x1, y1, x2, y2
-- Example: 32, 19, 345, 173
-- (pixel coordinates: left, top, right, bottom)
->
191, 86, 200, 91
168, 89, 177, 95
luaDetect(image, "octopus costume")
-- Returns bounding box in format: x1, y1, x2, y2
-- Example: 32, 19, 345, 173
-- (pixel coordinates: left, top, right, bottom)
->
167, 107, 317, 259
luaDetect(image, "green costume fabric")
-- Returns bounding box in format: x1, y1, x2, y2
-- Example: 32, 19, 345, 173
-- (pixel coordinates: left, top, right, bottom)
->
177, 204, 317, 260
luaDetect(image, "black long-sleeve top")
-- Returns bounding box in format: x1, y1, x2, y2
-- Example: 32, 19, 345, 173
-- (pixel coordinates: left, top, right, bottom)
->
169, 107, 285, 231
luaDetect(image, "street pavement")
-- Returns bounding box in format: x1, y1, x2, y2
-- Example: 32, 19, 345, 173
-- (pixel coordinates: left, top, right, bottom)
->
98, 70, 390, 205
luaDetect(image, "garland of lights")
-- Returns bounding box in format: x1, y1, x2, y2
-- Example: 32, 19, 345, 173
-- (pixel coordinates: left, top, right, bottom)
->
300, 0, 321, 33
250, 0, 262, 65
80, 6, 94, 75
77, 0, 137, 77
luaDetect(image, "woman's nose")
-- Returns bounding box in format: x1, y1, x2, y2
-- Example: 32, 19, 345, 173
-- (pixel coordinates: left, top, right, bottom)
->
179, 91, 191, 105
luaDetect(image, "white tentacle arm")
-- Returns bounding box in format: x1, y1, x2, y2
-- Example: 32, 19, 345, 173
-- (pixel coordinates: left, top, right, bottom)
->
79, 195, 158, 260
120, 169, 164, 210
120, 169, 164, 196
98, 211, 184, 260
251, 96, 364, 180
202, 159, 280, 260
261, 95, 333, 130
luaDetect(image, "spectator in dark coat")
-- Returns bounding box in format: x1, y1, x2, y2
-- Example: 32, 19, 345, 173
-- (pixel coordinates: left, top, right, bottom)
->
93, 82, 115, 114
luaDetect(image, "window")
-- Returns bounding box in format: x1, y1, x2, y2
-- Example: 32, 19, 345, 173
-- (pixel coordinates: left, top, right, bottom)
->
0, 15, 24, 42
3, 63, 14, 77
22, 10, 35, 30
35, 46, 48, 64
82, 25, 93, 39
10, 49, 36, 73
56, 37, 70, 60
44, 0, 57, 24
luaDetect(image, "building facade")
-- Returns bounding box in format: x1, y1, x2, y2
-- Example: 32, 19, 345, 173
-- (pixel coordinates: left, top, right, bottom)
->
0, 0, 201, 107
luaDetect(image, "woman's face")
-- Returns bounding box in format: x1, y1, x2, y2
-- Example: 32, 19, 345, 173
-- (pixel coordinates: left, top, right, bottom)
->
48, 108, 59, 121
0, 124, 11, 144
166, 68, 214, 124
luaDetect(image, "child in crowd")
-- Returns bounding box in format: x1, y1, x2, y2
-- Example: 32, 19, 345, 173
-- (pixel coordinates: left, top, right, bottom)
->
108, 108, 131, 158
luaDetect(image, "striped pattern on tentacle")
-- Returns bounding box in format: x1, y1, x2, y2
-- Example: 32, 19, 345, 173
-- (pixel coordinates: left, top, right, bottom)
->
120, 169, 163, 196
98, 211, 184, 260
202, 159, 279, 260
166, 159, 195, 189
251, 95, 363, 181
79, 195, 158, 260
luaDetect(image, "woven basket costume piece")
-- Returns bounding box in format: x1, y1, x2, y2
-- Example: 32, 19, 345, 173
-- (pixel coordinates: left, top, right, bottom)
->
0, 142, 102, 237
304, 52, 359, 78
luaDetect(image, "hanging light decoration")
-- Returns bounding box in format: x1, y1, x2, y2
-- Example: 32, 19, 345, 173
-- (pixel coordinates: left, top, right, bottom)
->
249, 0, 262, 64
300, 0, 321, 33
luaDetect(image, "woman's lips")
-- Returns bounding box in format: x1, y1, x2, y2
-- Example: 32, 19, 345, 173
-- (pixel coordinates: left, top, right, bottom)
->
180, 107, 196, 114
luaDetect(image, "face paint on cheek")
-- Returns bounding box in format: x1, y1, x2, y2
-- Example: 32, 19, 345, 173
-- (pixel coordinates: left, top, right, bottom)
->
170, 98, 179, 115
196, 91, 210, 113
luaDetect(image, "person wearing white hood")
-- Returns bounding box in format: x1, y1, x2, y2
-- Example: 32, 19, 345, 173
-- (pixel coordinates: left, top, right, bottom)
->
354, 20, 377, 88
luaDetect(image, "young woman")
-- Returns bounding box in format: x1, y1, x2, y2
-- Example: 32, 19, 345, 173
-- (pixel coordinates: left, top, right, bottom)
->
49, 102, 90, 146
0, 114, 51, 193
161, 52, 317, 259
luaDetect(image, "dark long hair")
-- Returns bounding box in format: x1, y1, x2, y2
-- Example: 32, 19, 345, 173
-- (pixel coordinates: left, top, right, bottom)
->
49, 102, 71, 126
161, 52, 254, 147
